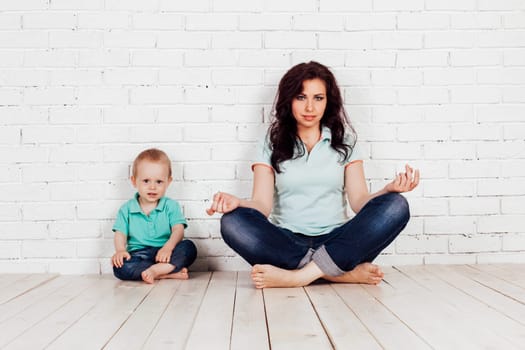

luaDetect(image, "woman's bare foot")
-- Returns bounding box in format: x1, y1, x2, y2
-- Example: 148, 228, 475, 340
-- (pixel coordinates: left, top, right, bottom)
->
324, 262, 384, 285
141, 263, 177, 284
158, 267, 189, 280
251, 263, 323, 289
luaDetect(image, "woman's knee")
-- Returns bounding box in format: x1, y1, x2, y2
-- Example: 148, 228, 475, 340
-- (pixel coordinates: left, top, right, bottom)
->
382, 192, 410, 224
220, 207, 251, 241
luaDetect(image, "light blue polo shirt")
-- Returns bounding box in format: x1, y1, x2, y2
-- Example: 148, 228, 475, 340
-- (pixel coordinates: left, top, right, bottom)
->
253, 127, 362, 236
112, 193, 187, 252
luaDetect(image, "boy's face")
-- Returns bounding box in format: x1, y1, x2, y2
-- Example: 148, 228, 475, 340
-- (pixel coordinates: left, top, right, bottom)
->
131, 160, 172, 204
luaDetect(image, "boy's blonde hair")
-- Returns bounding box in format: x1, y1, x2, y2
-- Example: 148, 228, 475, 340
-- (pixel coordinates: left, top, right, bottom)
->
132, 148, 172, 178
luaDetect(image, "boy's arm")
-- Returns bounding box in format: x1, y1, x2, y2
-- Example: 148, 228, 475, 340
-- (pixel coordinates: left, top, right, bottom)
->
112, 231, 130, 268
156, 224, 184, 263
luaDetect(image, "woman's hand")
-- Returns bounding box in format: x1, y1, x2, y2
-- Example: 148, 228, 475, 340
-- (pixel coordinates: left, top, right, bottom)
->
112, 250, 130, 268
384, 164, 420, 193
206, 191, 241, 215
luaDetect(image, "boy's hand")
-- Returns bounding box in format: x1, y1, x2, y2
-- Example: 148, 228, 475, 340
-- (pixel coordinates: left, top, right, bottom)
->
156, 247, 173, 263
112, 250, 130, 268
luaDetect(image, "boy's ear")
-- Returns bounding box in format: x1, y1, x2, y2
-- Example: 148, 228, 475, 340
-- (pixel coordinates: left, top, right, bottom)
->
130, 176, 137, 187
168, 176, 173, 184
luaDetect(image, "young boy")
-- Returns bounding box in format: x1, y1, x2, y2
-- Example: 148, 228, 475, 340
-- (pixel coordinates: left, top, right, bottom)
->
111, 148, 197, 283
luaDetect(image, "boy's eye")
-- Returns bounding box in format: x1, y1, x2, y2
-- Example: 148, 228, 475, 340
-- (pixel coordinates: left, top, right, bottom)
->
143, 179, 149, 183
156, 180, 163, 184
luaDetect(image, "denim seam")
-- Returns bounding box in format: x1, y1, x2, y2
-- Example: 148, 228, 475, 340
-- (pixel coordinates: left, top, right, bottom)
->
312, 245, 345, 277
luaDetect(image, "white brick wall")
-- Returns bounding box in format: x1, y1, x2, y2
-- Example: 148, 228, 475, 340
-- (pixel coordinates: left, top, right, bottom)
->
1, 1, 524, 274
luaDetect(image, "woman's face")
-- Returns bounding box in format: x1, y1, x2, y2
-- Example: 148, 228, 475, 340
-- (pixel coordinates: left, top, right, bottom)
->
291, 78, 327, 131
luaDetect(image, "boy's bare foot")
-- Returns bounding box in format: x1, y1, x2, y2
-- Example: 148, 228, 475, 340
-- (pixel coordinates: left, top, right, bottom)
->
324, 262, 384, 285
158, 267, 189, 280
251, 263, 323, 289
141, 263, 179, 284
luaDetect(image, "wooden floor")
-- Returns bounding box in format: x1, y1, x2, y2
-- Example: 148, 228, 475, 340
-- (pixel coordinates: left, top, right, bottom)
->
1, 264, 524, 349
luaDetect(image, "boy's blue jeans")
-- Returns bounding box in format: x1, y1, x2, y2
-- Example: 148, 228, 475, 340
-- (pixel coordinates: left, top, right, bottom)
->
113, 240, 197, 281
220, 193, 410, 277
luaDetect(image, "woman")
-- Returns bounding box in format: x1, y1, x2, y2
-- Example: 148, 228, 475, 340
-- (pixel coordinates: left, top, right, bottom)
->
206, 61, 419, 288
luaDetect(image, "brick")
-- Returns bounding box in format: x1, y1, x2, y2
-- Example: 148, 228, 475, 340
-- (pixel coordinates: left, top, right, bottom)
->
0, 222, 48, 239
0, 146, 48, 164
0, 0, 48, 10
502, 160, 525, 177
478, 215, 524, 233
132, 50, 182, 67
373, 32, 423, 50
353, 123, 396, 142
451, 87, 501, 104
345, 14, 396, 31
398, 87, 449, 105
477, 140, 525, 159
450, 124, 500, 141
185, 87, 235, 104
371, 142, 422, 160
425, 216, 476, 235
0, 88, 23, 105
186, 14, 237, 31
478, 31, 525, 48
238, 124, 267, 142
479, 0, 525, 10
22, 164, 76, 182
159, 0, 210, 11
292, 51, 345, 67
184, 50, 237, 67
0, 127, 20, 145
373, 105, 424, 123
451, 13, 501, 29
478, 68, 525, 85
449, 160, 500, 178
426, 31, 476, 49
266, 32, 316, 49
157, 106, 209, 123
104, 0, 159, 11
158, 32, 211, 49
477, 253, 525, 264
0, 51, 23, 67
449, 235, 501, 253
451, 50, 501, 67
478, 179, 525, 196
371, 69, 422, 86
502, 234, 525, 251
129, 125, 183, 143
50, 107, 103, 125
0, 31, 48, 48
184, 124, 237, 142
24, 87, 76, 106
423, 180, 476, 197
397, 125, 449, 142
346, 50, 396, 67
319, 32, 371, 50
239, 51, 290, 67
0, 166, 21, 182
397, 14, 449, 30
237, 87, 276, 104
50, 0, 103, 10
211, 105, 263, 123
184, 162, 236, 180
79, 49, 130, 67
50, 145, 104, 163
477, 105, 525, 122
424, 254, 477, 264
424, 68, 476, 85
78, 13, 129, 30
293, 14, 344, 31
424, 142, 476, 160
396, 235, 448, 254
76, 239, 113, 257
449, 197, 499, 215
49, 183, 105, 201
103, 69, 157, 85
211, 69, 263, 86
78, 87, 128, 105
23, 202, 76, 221
104, 31, 156, 48
397, 51, 448, 67
503, 87, 525, 103
50, 69, 103, 86
426, 0, 476, 10
76, 200, 122, 220
346, 87, 396, 105
239, 14, 291, 31
49, 260, 102, 274
502, 197, 525, 214
23, 13, 77, 29
264, 0, 316, 12
22, 126, 74, 144
504, 49, 525, 66
130, 87, 183, 105
0, 242, 20, 259
425, 105, 474, 123
212, 0, 263, 12
320, 0, 372, 11
0, 204, 21, 221
50, 31, 102, 49
211, 143, 257, 161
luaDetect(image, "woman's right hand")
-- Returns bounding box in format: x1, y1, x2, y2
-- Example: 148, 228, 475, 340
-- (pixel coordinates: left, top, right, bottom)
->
206, 191, 240, 215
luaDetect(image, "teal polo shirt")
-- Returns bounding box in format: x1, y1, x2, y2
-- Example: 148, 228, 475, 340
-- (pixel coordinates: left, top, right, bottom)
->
112, 193, 187, 252
253, 127, 363, 236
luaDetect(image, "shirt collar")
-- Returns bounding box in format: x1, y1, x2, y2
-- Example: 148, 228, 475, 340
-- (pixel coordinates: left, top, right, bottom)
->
321, 126, 332, 141
129, 192, 167, 214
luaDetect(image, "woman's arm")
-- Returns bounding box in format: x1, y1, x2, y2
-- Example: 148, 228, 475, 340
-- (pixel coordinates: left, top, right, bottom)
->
206, 164, 275, 217
345, 162, 419, 214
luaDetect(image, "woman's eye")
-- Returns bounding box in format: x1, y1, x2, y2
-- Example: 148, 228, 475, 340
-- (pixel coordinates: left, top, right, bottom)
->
315, 96, 324, 101
296, 95, 305, 101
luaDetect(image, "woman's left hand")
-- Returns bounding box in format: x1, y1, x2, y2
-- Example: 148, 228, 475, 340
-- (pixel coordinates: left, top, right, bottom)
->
384, 164, 420, 193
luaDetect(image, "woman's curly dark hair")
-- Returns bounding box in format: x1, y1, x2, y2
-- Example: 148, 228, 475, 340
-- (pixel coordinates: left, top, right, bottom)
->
269, 61, 356, 173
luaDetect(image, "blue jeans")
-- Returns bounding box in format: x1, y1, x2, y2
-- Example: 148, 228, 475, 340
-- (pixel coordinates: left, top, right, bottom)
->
220, 193, 409, 277
113, 240, 197, 281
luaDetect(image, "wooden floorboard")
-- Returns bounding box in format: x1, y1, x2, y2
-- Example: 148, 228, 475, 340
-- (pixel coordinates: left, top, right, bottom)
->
1, 265, 524, 350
